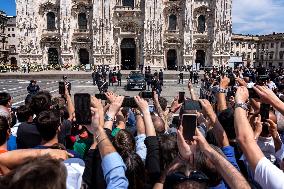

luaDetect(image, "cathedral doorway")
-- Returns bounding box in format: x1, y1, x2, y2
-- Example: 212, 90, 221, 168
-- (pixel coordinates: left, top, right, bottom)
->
167, 49, 177, 70
195, 50, 205, 68
48, 48, 59, 65
79, 48, 89, 65
121, 38, 136, 70
10, 57, 17, 66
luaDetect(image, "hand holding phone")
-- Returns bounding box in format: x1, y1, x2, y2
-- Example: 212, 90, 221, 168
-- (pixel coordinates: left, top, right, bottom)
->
182, 114, 197, 141
74, 93, 91, 125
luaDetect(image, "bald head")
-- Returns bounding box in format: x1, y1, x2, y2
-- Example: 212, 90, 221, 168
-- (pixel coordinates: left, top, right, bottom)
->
151, 115, 165, 135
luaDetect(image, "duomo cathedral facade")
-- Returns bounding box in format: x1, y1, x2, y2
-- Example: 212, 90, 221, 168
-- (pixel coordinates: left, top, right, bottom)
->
16, 0, 232, 69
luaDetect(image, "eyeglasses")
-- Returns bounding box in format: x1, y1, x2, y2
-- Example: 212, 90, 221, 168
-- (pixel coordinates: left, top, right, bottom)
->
165, 171, 209, 186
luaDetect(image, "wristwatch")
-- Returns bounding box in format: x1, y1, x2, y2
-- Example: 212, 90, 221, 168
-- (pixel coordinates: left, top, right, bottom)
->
234, 102, 248, 111
104, 114, 114, 122
217, 87, 227, 93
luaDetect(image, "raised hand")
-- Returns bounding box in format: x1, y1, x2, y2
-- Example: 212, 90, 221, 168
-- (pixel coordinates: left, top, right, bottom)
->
177, 126, 197, 165
108, 95, 124, 118
170, 96, 182, 113
253, 85, 280, 105
220, 76, 230, 89
198, 99, 216, 120
134, 96, 149, 113
105, 91, 117, 103
235, 86, 249, 104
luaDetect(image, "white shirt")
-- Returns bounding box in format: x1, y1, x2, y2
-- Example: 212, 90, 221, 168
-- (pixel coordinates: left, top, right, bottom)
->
267, 81, 277, 90
257, 136, 276, 163
254, 157, 284, 189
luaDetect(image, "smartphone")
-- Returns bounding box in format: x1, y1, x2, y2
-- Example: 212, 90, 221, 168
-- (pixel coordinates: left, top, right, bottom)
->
178, 92, 185, 104
74, 93, 91, 125
248, 88, 260, 99
183, 100, 202, 111
59, 82, 65, 95
182, 114, 197, 141
229, 76, 236, 86
260, 103, 270, 122
95, 93, 107, 100
122, 97, 138, 108
141, 91, 153, 99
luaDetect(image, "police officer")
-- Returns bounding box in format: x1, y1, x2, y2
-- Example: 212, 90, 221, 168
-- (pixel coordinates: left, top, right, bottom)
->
178, 71, 184, 84
117, 70, 122, 86
27, 80, 40, 96
159, 69, 164, 86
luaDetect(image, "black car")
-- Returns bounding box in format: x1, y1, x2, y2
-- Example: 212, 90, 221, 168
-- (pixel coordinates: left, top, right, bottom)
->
126, 72, 146, 90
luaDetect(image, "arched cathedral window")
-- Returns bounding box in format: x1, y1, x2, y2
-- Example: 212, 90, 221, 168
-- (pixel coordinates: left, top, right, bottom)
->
122, 0, 134, 8
78, 13, 87, 30
47, 12, 56, 30
168, 14, 177, 31
198, 15, 206, 33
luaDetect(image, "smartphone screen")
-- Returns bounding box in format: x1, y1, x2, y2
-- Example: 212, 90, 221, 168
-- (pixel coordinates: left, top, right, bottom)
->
122, 97, 138, 108
183, 100, 202, 112
74, 93, 91, 125
95, 93, 107, 100
182, 114, 197, 141
141, 91, 153, 99
178, 92, 185, 104
248, 88, 260, 99
260, 103, 270, 122
59, 82, 65, 95
149, 105, 155, 112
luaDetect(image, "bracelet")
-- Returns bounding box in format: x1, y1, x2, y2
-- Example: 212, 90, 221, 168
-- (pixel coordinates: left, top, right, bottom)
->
97, 137, 108, 146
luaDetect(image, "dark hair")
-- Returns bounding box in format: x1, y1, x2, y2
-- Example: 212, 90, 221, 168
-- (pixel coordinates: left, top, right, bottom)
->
0, 116, 9, 146
151, 115, 165, 135
36, 110, 61, 142
158, 97, 168, 111
0, 155, 67, 189
0, 92, 11, 106
217, 108, 236, 140
122, 152, 145, 189
195, 145, 225, 187
113, 129, 135, 153
30, 91, 52, 115
158, 134, 178, 171
16, 105, 33, 122
113, 130, 145, 189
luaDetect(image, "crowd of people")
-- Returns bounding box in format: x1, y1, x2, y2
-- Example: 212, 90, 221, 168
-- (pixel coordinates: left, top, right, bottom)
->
0, 65, 284, 189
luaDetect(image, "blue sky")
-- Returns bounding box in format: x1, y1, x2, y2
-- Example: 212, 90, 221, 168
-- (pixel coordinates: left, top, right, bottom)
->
1, 0, 284, 35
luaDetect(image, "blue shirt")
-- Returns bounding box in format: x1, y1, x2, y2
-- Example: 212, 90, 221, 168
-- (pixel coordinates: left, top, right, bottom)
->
101, 152, 128, 189
135, 134, 147, 162
210, 146, 240, 189
7, 135, 17, 151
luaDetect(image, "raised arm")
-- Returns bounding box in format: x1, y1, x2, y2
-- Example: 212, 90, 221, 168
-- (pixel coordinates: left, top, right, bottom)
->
194, 129, 250, 189
216, 76, 230, 112
254, 85, 284, 116
188, 81, 197, 100
134, 96, 156, 136
152, 91, 164, 118
64, 85, 75, 121
199, 99, 230, 147
234, 87, 264, 171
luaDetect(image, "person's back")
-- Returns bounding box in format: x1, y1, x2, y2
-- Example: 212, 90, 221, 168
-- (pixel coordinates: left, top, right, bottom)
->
159, 70, 163, 79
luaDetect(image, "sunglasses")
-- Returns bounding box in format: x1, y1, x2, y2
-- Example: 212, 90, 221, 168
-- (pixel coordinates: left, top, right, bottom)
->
165, 171, 209, 187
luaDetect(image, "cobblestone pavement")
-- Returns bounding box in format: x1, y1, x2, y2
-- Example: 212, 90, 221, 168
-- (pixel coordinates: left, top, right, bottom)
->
0, 78, 201, 107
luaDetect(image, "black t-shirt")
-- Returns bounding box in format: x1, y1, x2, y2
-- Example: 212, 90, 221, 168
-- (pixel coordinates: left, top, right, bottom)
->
17, 122, 42, 149
58, 119, 72, 146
